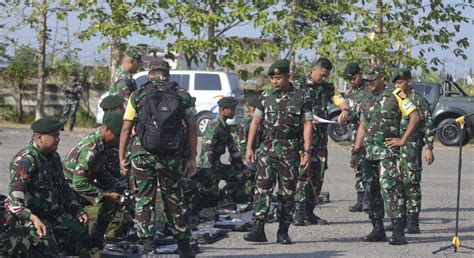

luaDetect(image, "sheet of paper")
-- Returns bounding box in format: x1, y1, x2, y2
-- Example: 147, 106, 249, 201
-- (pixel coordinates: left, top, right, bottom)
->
313, 115, 337, 124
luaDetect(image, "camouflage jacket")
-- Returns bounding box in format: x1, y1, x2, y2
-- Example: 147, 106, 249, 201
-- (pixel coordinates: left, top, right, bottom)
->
109, 66, 137, 100
198, 116, 245, 170
63, 129, 122, 205
360, 87, 417, 160
400, 88, 434, 149
123, 81, 197, 158
63, 80, 82, 100
345, 83, 370, 127
255, 84, 313, 159
236, 116, 264, 158
7, 143, 84, 222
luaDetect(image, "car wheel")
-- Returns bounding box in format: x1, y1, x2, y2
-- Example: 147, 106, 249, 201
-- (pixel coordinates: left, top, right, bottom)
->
196, 113, 215, 136
328, 115, 351, 142
437, 118, 469, 146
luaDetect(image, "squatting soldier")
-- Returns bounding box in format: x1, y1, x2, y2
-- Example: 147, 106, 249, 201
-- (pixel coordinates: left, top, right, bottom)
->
63, 112, 124, 249
244, 60, 313, 245
7, 119, 89, 256
392, 68, 435, 234
119, 63, 197, 256
100, 94, 126, 114
344, 62, 370, 212
294, 58, 349, 225
109, 47, 142, 100
353, 65, 419, 245
195, 97, 252, 210
59, 71, 82, 131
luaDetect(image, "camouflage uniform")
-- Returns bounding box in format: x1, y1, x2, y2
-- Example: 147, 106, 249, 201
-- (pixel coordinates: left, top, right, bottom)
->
7, 142, 88, 257
109, 66, 137, 100
195, 116, 251, 207
399, 89, 434, 215
123, 81, 196, 241
360, 87, 417, 220
59, 80, 82, 131
236, 116, 264, 160
252, 84, 313, 223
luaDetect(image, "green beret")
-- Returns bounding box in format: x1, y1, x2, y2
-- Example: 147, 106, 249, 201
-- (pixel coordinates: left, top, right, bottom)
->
218, 97, 238, 108
150, 61, 170, 74
391, 68, 411, 82
246, 96, 259, 108
124, 47, 142, 61
100, 95, 125, 109
362, 65, 384, 81
103, 112, 124, 135
268, 60, 290, 76
31, 118, 63, 134
344, 62, 361, 79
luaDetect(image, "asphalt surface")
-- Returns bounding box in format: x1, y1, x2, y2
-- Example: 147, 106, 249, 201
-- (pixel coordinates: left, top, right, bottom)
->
0, 126, 473, 257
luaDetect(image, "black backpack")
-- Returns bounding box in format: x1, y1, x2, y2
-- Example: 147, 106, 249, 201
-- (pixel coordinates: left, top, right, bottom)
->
137, 81, 185, 155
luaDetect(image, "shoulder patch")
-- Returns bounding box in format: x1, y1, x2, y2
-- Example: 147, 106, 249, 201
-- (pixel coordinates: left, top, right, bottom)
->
392, 88, 406, 99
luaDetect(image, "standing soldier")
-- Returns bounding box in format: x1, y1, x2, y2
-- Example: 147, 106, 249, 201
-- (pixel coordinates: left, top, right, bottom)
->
63, 112, 124, 249
119, 63, 197, 256
59, 71, 82, 131
243, 60, 313, 245
353, 65, 419, 245
7, 119, 89, 256
344, 62, 369, 212
109, 47, 142, 100
294, 58, 349, 225
392, 68, 435, 234
236, 96, 264, 166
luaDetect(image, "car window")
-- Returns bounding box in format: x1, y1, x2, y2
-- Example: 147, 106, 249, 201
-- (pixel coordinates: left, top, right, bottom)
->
135, 74, 148, 89
195, 73, 222, 90
412, 84, 431, 96
170, 74, 190, 90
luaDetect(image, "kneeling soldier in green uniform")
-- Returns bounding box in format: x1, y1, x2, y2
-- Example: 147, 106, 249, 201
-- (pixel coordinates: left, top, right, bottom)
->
100, 94, 126, 114
7, 119, 89, 257
63, 112, 124, 249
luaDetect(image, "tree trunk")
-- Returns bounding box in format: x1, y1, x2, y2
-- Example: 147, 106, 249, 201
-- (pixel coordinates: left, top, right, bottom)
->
35, 0, 47, 120
206, 1, 216, 71
373, 0, 384, 65
185, 54, 193, 70
109, 37, 122, 87
289, 0, 299, 79
18, 83, 23, 123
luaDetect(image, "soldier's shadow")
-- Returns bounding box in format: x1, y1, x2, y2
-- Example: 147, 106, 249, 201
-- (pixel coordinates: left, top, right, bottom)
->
407, 234, 474, 245
207, 250, 345, 257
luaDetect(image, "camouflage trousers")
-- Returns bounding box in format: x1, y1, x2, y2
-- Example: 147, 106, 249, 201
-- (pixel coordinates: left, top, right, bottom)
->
364, 156, 403, 220
83, 199, 121, 237
399, 141, 423, 215
59, 99, 79, 130
130, 153, 190, 241
294, 147, 328, 203
253, 155, 299, 224
350, 126, 365, 193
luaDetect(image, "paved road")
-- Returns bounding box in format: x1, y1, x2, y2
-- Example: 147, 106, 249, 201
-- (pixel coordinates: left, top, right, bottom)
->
1, 127, 473, 257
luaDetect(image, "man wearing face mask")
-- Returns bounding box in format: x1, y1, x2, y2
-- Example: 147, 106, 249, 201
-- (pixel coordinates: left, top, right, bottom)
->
109, 47, 142, 100
293, 58, 350, 226
63, 112, 125, 249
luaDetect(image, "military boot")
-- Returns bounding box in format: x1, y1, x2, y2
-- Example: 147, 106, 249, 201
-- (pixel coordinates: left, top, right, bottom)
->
362, 192, 369, 212
178, 239, 196, 258
361, 219, 386, 242
276, 222, 292, 245
243, 220, 267, 242
293, 202, 306, 226
141, 237, 156, 254
389, 219, 407, 245
406, 213, 420, 234
90, 219, 110, 249
385, 212, 406, 231
349, 192, 364, 212
306, 202, 328, 225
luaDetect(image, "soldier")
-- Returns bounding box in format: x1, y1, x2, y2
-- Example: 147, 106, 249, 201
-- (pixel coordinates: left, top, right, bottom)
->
294, 58, 349, 225
63, 112, 124, 249
6, 118, 89, 256
119, 62, 197, 256
109, 47, 142, 100
353, 65, 419, 245
243, 60, 313, 245
59, 71, 82, 131
236, 96, 264, 163
392, 68, 435, 234
344, 62, 369, 212
195, 97, 252, 210
100, 95, 126, 114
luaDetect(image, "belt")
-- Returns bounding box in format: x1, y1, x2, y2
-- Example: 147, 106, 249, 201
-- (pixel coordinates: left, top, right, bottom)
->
267, 131, 301, 140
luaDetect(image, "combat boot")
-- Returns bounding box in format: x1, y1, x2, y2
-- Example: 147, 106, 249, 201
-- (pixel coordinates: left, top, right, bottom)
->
293, 202, 306, 226
361, 219, 386, 242
306, 202, 328, 225
385, 213, 406, 231
349, 192, 364, 212
276, 222, 292, 245
362, 192, 369, 212
389, 219, 407, 245
178, 239, 196, 258
141, 237, 156, 254
90, 219, 110, 249
243, 220, 267, 242
406, 213, 420, 234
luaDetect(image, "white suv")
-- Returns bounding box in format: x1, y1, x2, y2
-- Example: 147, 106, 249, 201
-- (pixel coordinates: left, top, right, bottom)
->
96, 70, 246, 135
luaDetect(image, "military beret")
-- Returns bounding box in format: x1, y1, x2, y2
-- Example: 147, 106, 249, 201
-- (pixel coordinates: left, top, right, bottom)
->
103, 112, 124, 135
150, 61, 170, 73
218, 97, 238, 108
362, 65, 384, 81
100, 95, 125, 109
344, 62, 361, 79
391, 68, 411, 82
268, 60, 290, 76
246, 96, 259, 108
31, 118, 63, 134
124, 47, 142, 61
